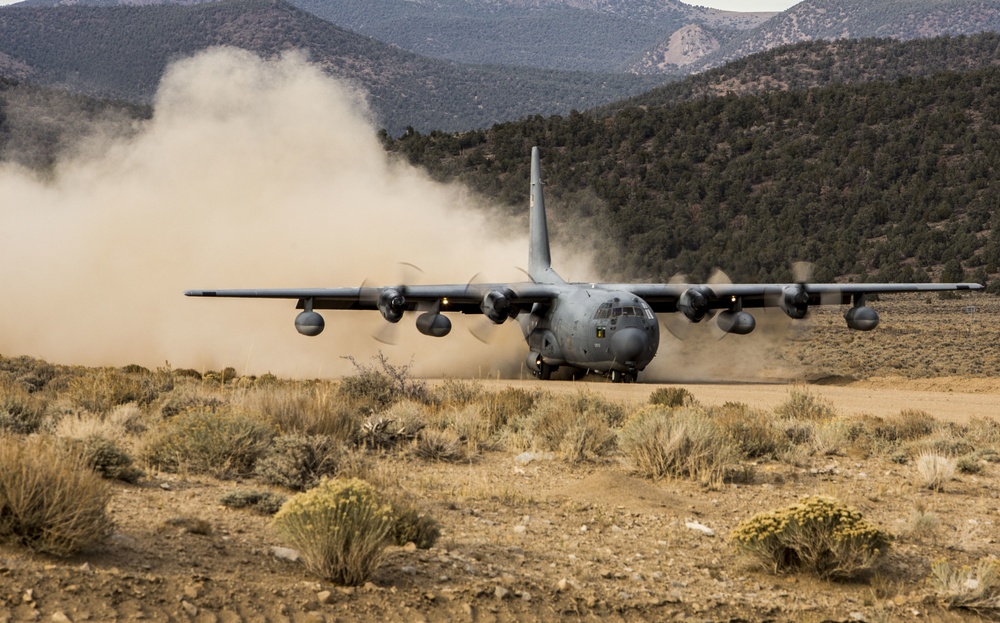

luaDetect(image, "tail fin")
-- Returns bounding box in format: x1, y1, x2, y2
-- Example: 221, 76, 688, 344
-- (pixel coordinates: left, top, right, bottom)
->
529, 146, 564, 284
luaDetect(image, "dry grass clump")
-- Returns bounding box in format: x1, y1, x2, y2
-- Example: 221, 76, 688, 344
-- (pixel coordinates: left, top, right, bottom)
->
479, 387, 539, 433
66, 367, 172, 414
916, 452, 956, 491
433, 379, 483, 407
158, 383, 227, 419
931, 557, 1000, 614
254, 434, 342, 491
272, 478, 396, 585
731, 495, 891, 580
414, 428, 467, 462
517, 392, 620, 462
235, 383, 358, 441
619, 406, 742, 488
141, 407, 275, 478
774, 388, 836, 421
0, 355, 60, 393
904, 503, 941, 540
219, 489, 287, 515
0, 435, 113, 555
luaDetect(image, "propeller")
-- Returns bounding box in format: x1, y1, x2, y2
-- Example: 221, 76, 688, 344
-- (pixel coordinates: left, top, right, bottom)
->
663, 267, 734, 341
368, 262, 425, 346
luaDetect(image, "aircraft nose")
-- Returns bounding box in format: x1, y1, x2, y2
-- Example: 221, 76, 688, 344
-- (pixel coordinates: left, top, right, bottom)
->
610, 327, 648, 363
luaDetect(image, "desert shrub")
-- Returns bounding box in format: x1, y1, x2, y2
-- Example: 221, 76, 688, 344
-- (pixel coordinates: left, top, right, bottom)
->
414, 428, 467, 462
931, 558, 1000, 614
520, 393, 619, 462
0, 435, 113, 555
142, 407, 275, 478
254, 434, 341, 491
649, 387, 694, 408
711, 402, 787, 459
358, 401, 426, 449
389, 497, 440, 549
339, 354, 428, 410
0, 356, 61, 393
158, 384, 226, 419
77, 434, 143, 483
963, 417, 1000, 447
619, 407, 742, 488
884, 409, 937, 441
916, 452, 956, 491
957, 455, 985, 474
731, 495, 891, 580
272, 478, 395, 585
0, 381, 47, 434
774, 389, 836, 421
220, 489, 287, 515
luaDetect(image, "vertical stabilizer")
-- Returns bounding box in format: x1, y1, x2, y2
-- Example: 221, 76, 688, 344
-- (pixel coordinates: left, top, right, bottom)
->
529, 147, 564, 284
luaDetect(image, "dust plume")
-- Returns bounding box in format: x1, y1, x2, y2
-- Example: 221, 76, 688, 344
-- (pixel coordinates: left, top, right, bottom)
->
0, 48, 572, 378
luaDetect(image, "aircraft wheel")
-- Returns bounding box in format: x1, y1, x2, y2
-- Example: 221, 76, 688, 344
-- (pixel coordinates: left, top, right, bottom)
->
610, 369, 622, 383
540, 363, 555, 381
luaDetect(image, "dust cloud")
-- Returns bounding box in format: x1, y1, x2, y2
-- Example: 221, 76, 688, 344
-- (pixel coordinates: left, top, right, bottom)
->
0, 48, 567, 379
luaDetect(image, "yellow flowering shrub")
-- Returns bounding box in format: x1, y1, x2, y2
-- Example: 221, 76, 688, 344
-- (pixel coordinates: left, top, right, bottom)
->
272, 478, 395, 585
730, 495, 890, 579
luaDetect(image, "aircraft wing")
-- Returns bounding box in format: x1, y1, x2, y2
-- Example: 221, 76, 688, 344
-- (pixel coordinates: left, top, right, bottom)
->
600, 281, 984, 313
184, 283, 561, 314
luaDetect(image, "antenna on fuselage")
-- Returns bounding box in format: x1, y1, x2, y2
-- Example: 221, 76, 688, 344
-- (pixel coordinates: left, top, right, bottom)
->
529, 146, 564, 285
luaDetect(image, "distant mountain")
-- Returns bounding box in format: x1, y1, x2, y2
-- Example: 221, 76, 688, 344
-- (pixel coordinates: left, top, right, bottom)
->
607, 33, 1000, 113
691, 0, 1000, 71
0, 0, 662, 135
281, 0, 774, 73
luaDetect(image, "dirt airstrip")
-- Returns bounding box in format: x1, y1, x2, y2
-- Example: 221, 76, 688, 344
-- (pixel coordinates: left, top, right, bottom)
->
1, 293, 999, 622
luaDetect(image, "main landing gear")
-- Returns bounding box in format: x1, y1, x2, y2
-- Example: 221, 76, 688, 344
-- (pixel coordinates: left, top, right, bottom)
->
609, 369, 637, 384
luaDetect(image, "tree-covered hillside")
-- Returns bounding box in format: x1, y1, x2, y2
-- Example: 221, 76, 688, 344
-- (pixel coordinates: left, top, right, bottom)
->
0, 0, 661, 135
385, 68, 1000, 290
702, 0, 1000, 70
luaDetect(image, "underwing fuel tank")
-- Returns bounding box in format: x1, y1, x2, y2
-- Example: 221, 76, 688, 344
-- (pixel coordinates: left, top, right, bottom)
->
845, 306, 879, 331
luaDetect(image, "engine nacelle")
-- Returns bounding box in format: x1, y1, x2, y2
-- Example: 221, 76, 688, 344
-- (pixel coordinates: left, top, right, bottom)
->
416, 312, 451, 337
378, 288, 406, 323
294, 311, 325, 337
716, 310, 756, 335
845, 305, 879, 331
678, 287, 710, 323
481, 289, 514, 324
525, 351, 542, 373
781, 285, 809, 319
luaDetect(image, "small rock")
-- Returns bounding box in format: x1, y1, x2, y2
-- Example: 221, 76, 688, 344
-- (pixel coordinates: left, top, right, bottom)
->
400, 566, 417, 575
685, 521, 716, 537
317, 590, 333, 605
180, 600, 198, 617
849, 613, 865, 621
402, 542, 417, 552
362, 582, 378, 592
160, 483, 172, 491
23, 589, 34, 603
514, 452, 554, 464
183, 584, 201, 600
494, 586, 510, 600
303, 613, 324, 623
512, 525, 527, 535
270, 546, 300, 562
78, 563, 92, 574
51, 613, 73, 623
520, 591, 532, 602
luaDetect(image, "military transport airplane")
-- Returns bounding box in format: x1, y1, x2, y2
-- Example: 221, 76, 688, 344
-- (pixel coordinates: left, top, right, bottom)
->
186, 147, 983, 382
